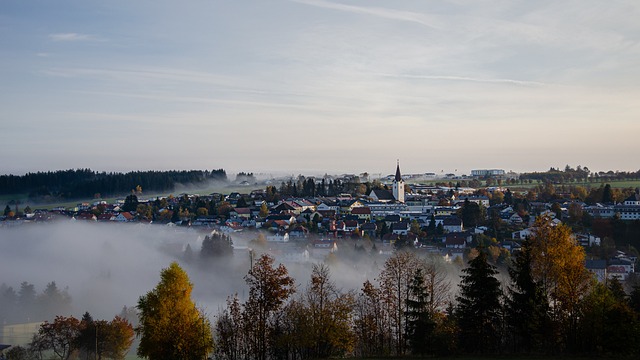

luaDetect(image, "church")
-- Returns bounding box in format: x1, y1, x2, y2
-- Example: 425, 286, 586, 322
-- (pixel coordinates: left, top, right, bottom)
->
368, 161, 405, 203
392, 161, 405, 203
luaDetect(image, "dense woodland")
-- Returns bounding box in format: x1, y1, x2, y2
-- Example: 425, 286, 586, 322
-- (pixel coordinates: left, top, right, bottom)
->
0, 168, 227, 200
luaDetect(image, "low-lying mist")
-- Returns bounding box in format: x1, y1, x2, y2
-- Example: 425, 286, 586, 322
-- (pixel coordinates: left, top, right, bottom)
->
0, 222, 250, 322
1, 222, 466, 326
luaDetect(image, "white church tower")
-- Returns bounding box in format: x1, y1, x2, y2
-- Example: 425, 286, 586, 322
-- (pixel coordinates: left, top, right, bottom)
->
392, 160, 405, 203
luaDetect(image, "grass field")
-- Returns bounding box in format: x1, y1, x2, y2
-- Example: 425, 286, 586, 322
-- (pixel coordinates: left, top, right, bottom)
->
1, 183, 265, 210
411, 179, 640, 190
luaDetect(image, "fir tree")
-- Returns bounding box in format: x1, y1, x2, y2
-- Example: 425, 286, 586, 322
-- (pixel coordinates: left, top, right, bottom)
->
456, 247, 503, 354
405, 268, 434, 356
506, 239, 551, 353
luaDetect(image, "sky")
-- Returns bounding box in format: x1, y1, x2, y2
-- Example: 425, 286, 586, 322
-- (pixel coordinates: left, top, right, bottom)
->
1, 0, 639, 177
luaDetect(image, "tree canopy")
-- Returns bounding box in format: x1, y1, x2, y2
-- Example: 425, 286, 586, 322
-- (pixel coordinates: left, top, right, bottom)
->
136, 262, 213, 360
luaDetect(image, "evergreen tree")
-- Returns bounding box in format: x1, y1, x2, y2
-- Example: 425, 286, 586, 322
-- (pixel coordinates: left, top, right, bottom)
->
200, 231, 233, 259
504, 189, 513, 205
405, 268, 434, 356
602, 184, 613, 203
122, 194, 139, 212
77, 312, 96, 360
456, 247, 503, 354
459, 199, 481, 228
608, 277, 627, 302
506, 239, 551, 353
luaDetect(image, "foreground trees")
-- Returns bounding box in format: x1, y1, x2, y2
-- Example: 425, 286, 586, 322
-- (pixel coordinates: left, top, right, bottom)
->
137, 262, 213, 360
28, 313, 133, 360
378, 251, 421, 355
213, 254, 296, 360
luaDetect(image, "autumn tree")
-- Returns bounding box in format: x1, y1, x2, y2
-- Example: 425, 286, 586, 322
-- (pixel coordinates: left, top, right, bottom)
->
579, 281, 639, 355
99, 316, 135, 360
35, 315, 81, 360
527, 215, 592, 351
78, 313, 134, 360
455, 247, 503, 354
300, 263, 355, 358
243, 254, 295, 360
353, 280, 390, 357
259, 202, 269, 218
136, 262, 213, 360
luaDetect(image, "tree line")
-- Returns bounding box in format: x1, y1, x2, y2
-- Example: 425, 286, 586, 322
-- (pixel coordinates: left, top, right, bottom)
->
5, 311, 136, 360
0, 168, 227, 200
210, 216, 640, 359
0, 281, 72, 325
519, 165, 640, 184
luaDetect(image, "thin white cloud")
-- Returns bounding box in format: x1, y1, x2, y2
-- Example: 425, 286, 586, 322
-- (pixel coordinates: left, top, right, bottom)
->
42, 66, 250, 88
291, 0, 440, 29
48, 33, 95, 42
377, 73, 549, 87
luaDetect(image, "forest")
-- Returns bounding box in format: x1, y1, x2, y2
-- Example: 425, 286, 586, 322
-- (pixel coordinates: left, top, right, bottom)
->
0, 168, 228, 200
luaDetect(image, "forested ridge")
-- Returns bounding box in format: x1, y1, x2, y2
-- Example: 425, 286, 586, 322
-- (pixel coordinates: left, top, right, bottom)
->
0, 168, 227, 200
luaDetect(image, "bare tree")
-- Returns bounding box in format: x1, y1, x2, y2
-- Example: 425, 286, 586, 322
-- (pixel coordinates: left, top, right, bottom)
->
422, 256, 453, 315
378, 251, 421, 355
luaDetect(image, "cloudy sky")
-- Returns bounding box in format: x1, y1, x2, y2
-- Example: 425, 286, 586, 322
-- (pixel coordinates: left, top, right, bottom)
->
1, 0, 639, 176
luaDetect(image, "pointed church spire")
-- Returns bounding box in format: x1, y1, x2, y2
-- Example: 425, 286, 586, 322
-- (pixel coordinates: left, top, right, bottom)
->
395, 159, 402, 182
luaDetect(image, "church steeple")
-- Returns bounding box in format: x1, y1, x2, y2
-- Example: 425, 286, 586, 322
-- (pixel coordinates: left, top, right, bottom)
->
395, 159, 402, 182
392, 160, 405, 203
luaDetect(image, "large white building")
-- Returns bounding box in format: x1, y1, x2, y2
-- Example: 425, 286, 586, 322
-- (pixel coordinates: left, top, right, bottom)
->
471, 169, 505, 177
615, 189, 640, 220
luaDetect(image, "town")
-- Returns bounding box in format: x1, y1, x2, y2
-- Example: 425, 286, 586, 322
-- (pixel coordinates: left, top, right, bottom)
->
3, 163, 640, 284
3, 163, 640, 359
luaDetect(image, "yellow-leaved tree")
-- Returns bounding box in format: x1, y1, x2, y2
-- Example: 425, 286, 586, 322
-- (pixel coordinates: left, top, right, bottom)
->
136, 262, 213, 360
528, 215, 592, 351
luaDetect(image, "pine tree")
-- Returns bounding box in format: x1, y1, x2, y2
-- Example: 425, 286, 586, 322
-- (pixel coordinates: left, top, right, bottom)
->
506, 239, 551, 353
405, 268, 434, 356
456, 247, 503, 354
